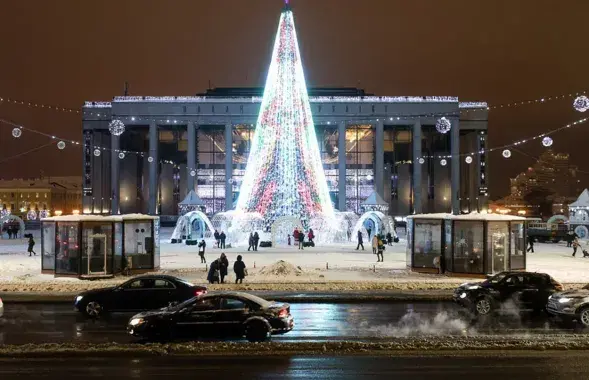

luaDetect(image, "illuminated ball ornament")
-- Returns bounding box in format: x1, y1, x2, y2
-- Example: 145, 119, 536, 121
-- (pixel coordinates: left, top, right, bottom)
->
465, 156, 473, 164
573, 95, 589, 112
118, 152, 125, 159
502, 149, 512, 158
440, 159, 447, 166
190, 170, 196, 177
148, 156, 154, 163
39, 210, 50, 219
12, 127, 22, 138
418, 157, 425, 164
435, 117, 452, 134
542, 136, 553, 147
26, 210, 37, 221
93, 148, 101, 157
108, 119, 126, 136
57, 141, 66, 150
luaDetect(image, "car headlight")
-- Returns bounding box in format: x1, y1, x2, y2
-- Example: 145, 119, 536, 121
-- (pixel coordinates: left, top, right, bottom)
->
466, 285, 480, 290
558, 297, 572, 304
129, 318, 145, 326
75, 296, 83, 303
460, 292, 467, 299
548, 295, 553, 300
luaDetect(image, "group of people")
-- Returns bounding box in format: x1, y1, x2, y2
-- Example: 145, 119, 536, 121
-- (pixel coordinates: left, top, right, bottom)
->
213, 230, 227, 249
291, 228, 314, 250
247, 232, 260, 251
355, 230, 395, 262
206, 253, 247, 284
2, 223, 20, 239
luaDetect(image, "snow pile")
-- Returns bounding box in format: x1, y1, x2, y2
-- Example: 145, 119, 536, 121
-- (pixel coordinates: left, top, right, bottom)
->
350, 311, 473, 337
258, 260, 304, 277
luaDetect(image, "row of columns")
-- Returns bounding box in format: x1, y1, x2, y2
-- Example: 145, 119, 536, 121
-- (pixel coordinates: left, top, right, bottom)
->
110, 119, 461, 216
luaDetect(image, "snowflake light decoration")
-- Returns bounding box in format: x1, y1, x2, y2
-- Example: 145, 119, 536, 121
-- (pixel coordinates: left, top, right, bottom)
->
118, 152, 125, 159
502, 149, 511, 158
148, 156, 154, 163
108, 119, 126, 136
435, 117, 452, 134
57, 141, 66, 150
542, 136, 553, 147
12, 127, 22, 138
93, 148, 101, 157
190, 170, 196, 177
440, 159, 447, 166
418, 158, 425, 164
573, 95, 589, 112
465, 156, 473, 164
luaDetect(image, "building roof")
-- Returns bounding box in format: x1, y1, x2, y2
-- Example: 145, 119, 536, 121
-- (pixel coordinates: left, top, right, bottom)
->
42, 214, 158, 222
178, 190, 205, 206
570, 189, 589, 208
408, 212, 527, 221
362, 191, 388, 206
197, 87, 370, 98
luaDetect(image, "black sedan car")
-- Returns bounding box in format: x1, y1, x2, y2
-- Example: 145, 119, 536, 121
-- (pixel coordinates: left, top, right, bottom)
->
74, 275, 207, 317
453, 271, 563, 316
127, 291, 294, 342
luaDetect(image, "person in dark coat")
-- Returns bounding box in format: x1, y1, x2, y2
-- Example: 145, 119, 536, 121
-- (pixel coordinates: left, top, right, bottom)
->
214, 230, 220, 248
367, 228, 372, 240
298, 231, 305, 250
356, 230, 364, 250
198, 239, 206, 263
527, 236, 535, 253
253, 231, 260, 251
219, 253, 229, 283
219, 231, 226, 249
248, 233, 254, 251
386, 232, 393, 246
207, 259, 220, 284
233, 255, 246, 284
293, 228, 300, 242
308, 228, 315, 244
27, 236, 36, 256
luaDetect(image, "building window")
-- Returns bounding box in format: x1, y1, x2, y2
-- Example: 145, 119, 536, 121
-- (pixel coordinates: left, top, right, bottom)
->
345, 125, 374, 213
197, 126, 227, 214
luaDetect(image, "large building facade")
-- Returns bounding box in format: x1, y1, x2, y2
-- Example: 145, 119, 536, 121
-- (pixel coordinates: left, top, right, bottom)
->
82, 88, 488, 222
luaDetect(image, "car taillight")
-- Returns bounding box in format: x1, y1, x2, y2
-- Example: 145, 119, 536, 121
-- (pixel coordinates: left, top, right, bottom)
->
278, 308, 288, 317
195, 289, 207, 297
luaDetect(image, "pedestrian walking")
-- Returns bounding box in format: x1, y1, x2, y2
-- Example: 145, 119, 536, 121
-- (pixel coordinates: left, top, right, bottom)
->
566, 231, 574, 247
367, 228, 372, 240
207, 259, 220, 284
572, 238, 580, 257
376, 235, 384, 262
214, 230, 220, 248
198, 239, 206, 263
220, 253, 229, 283
253, 231, 260, 251
248, 233, 254, 251
386, 232, 393, 246
298, 231, 305, 250
293, 228, 300, 243
527, 236, 535, 253
372, 233, 378, 255
27, 235, 36, 256
234, 255, 247, 284
308, 228, 315, 244
356, 230, 364, 250
288, 234, 292, 246
219, 231, 226, 249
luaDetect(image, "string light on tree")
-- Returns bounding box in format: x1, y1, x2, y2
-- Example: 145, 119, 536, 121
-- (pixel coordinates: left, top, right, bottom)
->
465, 156, 473, 164
57, 141, 66, 150
234, 3, 334, 223
573, 96, 589, 112
93, 148, 101, 157
12, 127, 22, 138
542, 136, 553, 147
502, 149, 512, 158
435, 117, 452, 134
108, 119, 126, 136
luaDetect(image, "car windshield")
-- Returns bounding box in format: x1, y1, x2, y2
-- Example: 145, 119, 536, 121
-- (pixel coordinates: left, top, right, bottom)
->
486, 273, 507, 284
168, 296, 198, 311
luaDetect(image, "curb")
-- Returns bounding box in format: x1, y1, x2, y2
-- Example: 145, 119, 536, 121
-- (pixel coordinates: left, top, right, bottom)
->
0, 290, 454, 304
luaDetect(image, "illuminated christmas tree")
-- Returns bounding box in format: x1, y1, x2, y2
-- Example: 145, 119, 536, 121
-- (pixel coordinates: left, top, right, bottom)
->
235, 1, 334, 223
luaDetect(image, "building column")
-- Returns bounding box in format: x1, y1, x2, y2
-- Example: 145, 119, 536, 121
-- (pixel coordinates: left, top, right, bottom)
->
187, 121, 196, 193
412, 119, 422, 214
225, 122, 233, 211
110, 134, 120, 214
451, 118, 460, 215
374, 120, 384, 197
148, 121, 158, 215
338, 121, 347, 211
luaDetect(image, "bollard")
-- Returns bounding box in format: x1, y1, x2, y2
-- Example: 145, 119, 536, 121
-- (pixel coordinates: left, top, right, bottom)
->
326, 262, 329, 270
254, 261, 256, 268
205, 263, 208, 271
373, 264, 376, 273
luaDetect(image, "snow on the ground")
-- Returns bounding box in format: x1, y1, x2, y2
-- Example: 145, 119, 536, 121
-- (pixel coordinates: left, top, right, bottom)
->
1, 228, 589, 292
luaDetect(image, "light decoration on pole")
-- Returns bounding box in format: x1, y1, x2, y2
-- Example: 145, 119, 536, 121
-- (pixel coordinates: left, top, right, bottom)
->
435, 117, 452, 134
57, 141, 66, 150
465, 156, 473, 164
93, 148, 101, 157
440, 159, 447, 166
118, 152, 125, 159
12, 127, 22, 138
108, 119, 126, 136
148, 156, 154, 163
235, 3, 334, 224
502, 149, 511, 158
190, 170, 196, 177
573, 96, 589, 112
418, 158, 425, 164
542, 136, 553, 147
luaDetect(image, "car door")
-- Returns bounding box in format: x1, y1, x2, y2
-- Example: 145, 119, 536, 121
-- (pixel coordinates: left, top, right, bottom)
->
174, 297, 220, 338
118, 278, 154, 312
215, 297, 250, 337
521, 274, 551, 310
149, 279, 176, 310
499, 274, 527, 306
108, 278, 146, 311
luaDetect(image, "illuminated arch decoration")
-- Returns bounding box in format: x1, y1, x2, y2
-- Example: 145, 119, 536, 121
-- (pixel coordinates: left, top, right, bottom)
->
0, 215, 25, 239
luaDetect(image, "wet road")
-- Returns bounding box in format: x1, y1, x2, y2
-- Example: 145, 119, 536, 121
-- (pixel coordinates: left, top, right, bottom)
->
1, 354, 587, 379
0, 302, 581, 344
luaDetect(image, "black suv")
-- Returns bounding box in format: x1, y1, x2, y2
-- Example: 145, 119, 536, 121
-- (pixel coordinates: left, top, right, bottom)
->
453, 271, 563, 316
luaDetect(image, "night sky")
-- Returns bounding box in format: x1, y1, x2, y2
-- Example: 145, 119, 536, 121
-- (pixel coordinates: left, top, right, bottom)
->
0, 0, 588, 198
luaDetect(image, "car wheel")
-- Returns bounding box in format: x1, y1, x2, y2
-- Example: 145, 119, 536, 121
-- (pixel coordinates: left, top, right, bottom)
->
85, 301, 103, 318
245, 320, 270, 342
577, 307, 589, 327
474, 297, 493, 316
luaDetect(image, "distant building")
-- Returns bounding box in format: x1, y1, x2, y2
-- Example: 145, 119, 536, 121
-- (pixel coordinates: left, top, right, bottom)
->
490, 150, 582, 217
0, 176, 83, 219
